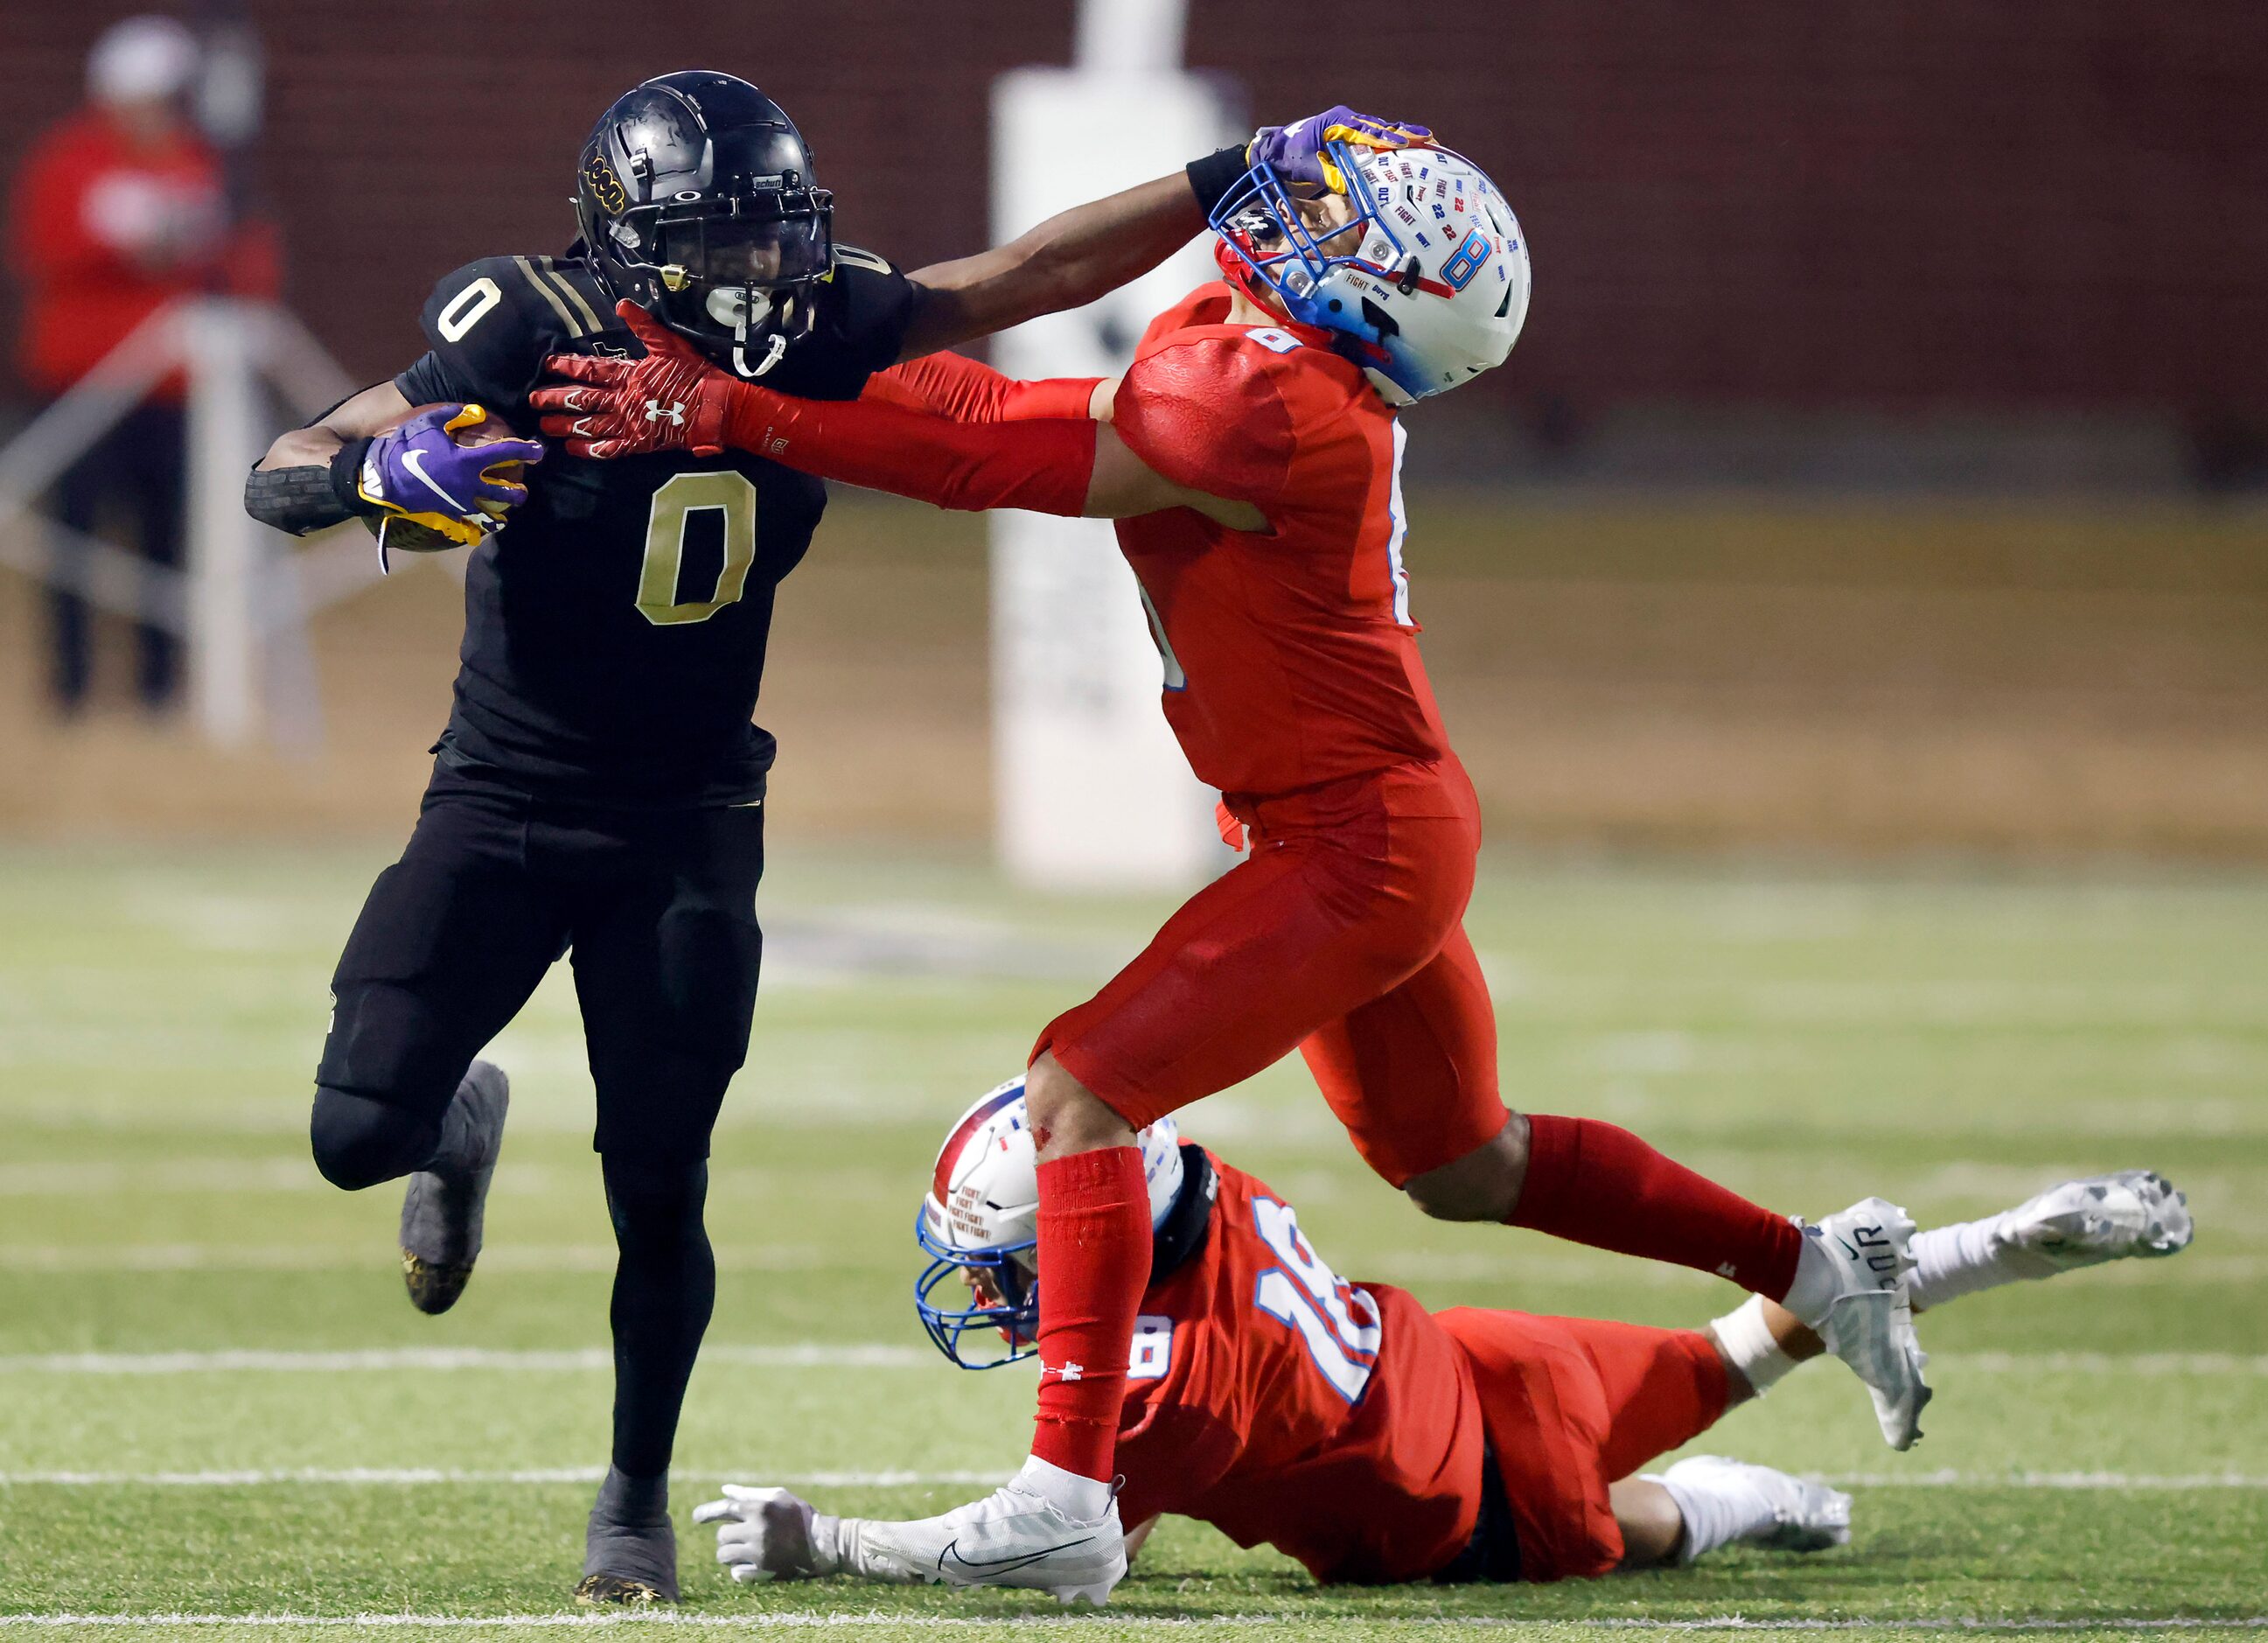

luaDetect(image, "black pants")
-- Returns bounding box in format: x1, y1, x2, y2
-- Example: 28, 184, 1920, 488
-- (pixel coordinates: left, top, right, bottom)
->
317, 772, 765, 1163
315, 770, 761, 1480
48, 401, 186, 711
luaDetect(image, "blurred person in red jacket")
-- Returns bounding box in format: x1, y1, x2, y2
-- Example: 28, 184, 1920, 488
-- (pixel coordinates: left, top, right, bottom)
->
8, 14, 277, 716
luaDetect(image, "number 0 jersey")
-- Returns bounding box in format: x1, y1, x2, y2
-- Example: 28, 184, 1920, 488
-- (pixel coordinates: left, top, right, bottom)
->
393, 248, 913, 807
1110, 284, 1456, 803
1113, 1149, 1489, 1585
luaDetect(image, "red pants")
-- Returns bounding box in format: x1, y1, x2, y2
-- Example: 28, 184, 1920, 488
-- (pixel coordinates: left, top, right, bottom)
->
1038, 759, 1509, 1187
1435, 1310, 1730, 1583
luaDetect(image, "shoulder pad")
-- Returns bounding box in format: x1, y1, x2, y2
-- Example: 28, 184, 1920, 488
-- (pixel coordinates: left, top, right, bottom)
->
1114, 333, 1303, 507
771, 243, 914, 402
416, 255, 611, 412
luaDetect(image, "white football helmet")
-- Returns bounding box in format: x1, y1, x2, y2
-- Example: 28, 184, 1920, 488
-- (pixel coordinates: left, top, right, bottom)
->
1213, 138, 1531, 406
914, 1077, 1183, 1369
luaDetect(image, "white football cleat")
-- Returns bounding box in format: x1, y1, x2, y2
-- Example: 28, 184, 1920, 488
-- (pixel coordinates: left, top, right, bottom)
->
836, 1472, 1127, 1606
1660, 1456, 1853, 1556
1997, 1171, 2194, 1276
1803, 1197, 1932, 1451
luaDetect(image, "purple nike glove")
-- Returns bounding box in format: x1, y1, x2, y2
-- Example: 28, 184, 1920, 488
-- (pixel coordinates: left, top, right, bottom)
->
1249, 107, 1434, 194
357, 404, 545, 548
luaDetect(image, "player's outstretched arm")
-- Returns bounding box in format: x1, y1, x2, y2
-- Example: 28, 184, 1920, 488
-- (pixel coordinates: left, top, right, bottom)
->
535, 303, 1263, 529
694, 1486, 906, 1585
892, 105, 1434, 361
862, 351, 1105, 424
897, 173, 1203, 362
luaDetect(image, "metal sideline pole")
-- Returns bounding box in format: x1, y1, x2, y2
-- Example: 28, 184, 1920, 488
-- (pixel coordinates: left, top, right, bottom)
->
184, 297, 264, 749
987, 0, 1236, 891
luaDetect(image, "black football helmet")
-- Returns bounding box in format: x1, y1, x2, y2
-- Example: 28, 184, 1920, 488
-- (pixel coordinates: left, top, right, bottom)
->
574, 71, 833, 378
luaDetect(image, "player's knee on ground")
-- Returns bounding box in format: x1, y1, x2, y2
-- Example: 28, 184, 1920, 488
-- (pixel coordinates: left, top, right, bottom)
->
1022, 1052, 1137, 1159
310, 1085, 442, 1192
1402, 1113, 1532, 1222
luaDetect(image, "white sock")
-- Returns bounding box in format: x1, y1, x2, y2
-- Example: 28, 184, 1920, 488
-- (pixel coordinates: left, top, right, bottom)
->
1911, 1214, 2048, 1309
1015, 1454, 1113, 1523
1711, 1294, 1800, 1395
1778, 1223, 1840, 1325
1648, 1458, 1782, 1565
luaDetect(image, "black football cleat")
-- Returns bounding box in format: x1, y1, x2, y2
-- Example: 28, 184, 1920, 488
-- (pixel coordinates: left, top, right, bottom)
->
399, 1059, 509, 1315
573, 1571, 671, 1608
580, 1468, 679, 1605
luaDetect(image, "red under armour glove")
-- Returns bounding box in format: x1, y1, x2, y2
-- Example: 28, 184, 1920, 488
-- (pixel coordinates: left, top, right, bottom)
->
534, 301, 1098, 516
863, 352, 1102, 423
533, 301, 737, 458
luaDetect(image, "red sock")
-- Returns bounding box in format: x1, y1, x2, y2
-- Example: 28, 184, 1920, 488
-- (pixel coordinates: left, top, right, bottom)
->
1507, 1115, 1804, 1300
1029, 1147, 1153, 1481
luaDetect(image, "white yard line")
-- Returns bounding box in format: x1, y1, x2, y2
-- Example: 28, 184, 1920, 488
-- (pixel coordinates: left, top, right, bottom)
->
12, 1246, 2260, 1283
0, 1468, 1008, 1487
0, 1613, 2260, 1632
0, 1245, 827, 1274
1825, 1471, 2268, 1489
1934, 1352, 2268, 1375
0, 1345, 929, 1374
1, 1468, 2261, 1491
1, 1346, 2258, 1375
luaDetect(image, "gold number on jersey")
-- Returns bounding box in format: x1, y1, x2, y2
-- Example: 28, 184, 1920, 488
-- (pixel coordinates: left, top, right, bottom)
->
635, 471, 758, 626
436, 276, 502, 342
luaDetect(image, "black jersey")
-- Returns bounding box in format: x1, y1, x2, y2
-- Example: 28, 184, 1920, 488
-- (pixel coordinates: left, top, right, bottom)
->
393, 248, 914, 807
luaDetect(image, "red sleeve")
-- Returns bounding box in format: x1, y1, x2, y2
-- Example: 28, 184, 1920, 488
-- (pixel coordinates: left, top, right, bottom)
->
9, 129, 115, 285
1111, 338, 1300, 509
720, 382, 1096, 516
1113, 1397, 1243, 1528
865, 352, 1099, 423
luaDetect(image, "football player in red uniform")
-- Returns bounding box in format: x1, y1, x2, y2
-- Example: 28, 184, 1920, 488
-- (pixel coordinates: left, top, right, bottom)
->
693, 1082, 2191, 1591
539, 123, 1944, 1601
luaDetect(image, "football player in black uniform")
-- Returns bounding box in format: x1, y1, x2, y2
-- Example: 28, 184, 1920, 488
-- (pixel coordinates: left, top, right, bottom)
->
243, 71, 1348, 1605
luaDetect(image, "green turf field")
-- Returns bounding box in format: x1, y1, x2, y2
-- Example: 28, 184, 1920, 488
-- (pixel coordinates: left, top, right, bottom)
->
1, 842, 2264, 1643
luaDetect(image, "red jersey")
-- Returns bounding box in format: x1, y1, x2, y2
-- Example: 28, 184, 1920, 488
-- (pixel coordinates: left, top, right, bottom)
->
1113, 1150, 1487, 1584
1110, 284, 1456, 801
7, 110, 276, 396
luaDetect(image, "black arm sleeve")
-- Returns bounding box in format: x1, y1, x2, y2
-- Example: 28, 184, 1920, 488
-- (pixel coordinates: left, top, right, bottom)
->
244, 441, 373, 536
1185, 145, 1253, 219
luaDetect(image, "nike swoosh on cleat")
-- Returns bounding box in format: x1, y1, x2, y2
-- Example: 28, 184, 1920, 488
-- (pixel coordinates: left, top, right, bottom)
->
937, 1534, 1095, 1577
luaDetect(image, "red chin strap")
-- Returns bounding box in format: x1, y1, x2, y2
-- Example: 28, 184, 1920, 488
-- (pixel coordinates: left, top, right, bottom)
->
1212, 234, 1279, 311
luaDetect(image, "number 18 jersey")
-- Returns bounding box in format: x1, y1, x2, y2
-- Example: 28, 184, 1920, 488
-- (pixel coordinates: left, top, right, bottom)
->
393, 249, 913, 807
1113, 1150, 1488, 1585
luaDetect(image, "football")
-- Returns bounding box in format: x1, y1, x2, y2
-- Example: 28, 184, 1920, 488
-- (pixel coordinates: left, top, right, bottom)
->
363, 402, 533, 554
385, 401, 532, 465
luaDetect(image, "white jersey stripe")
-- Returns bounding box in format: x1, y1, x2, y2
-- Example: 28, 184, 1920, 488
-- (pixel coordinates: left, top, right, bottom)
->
1385, 416, 1412, 626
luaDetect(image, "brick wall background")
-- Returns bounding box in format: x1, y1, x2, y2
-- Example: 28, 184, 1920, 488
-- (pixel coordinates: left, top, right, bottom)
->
3, 0, 2263, 421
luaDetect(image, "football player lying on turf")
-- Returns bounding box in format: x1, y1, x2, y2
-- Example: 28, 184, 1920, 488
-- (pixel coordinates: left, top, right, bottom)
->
695, 1081, 2193, 1593
541, 129, 1942, 1601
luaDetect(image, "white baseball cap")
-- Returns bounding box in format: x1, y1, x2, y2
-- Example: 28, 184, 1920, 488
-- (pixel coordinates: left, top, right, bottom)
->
88, 16, 200, 107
